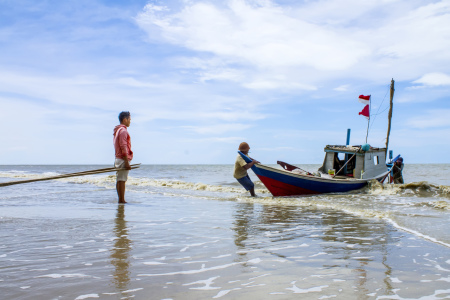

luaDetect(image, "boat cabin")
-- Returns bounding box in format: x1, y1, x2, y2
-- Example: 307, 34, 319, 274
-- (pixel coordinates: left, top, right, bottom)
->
318, 145, 387, 179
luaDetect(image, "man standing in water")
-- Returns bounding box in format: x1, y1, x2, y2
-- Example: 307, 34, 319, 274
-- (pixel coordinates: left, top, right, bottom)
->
114, 111, 133, 203
234, 142, 259, 197
392, 157, 404, 184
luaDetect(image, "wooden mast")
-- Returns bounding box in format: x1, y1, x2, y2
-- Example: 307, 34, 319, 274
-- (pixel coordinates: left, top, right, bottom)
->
385, 78, 395, 157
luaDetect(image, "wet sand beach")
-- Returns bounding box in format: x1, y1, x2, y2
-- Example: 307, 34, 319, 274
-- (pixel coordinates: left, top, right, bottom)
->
1, 164, 449, 299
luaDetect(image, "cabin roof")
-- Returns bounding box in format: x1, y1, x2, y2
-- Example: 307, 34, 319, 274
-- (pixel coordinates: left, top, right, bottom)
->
324, 145, 386, 153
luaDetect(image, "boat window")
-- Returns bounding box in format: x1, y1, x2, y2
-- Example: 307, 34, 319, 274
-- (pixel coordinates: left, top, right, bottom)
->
333, 153, 344, 170
334, 152, 356, 176
374, 156, 379, 165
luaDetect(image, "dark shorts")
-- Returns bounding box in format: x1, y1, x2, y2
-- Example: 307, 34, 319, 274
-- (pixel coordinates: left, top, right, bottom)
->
236, 175, 254, 191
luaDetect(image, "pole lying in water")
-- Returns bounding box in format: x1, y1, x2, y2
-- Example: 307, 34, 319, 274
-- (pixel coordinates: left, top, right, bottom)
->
0, 164, 141, 187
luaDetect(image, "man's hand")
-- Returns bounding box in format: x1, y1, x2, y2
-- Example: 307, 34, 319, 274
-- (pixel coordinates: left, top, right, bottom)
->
124, 159, 132, 170
244, 159, 260, 170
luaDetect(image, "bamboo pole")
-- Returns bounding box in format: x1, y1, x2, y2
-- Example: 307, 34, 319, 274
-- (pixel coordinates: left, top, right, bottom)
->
0, 164, 141, 187
40, 164, 141, 178
385, 79, 395, 157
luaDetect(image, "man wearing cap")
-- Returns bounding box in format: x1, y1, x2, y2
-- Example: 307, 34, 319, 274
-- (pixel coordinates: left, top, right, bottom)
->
234, 142, 259, 196
113, 111, 133, 203
392, 157, 404, 184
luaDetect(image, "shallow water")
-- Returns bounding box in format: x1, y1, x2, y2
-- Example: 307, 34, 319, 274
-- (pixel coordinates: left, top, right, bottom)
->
0, 164, 449, 299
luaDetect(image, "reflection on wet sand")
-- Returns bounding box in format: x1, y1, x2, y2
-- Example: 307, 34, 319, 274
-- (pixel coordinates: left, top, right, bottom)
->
231, 201, 397, 297
320, 209, 395, 297
232, 203, 254, 249
110, 204, 132, 292
232, 203, 255, 266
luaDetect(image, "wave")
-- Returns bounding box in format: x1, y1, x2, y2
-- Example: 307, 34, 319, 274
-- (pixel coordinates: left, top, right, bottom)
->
126, 177, 269, 194
367, 180, 450, 200
237, 195, 393, 219
0, 171, 60, 179
2, 171, 449, 247
414, 200, 450, 210
0, 171, 269, 195
2, 171, 448, 200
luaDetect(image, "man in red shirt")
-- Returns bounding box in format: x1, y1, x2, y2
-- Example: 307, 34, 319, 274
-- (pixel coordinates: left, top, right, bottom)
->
113, 111, 133, 203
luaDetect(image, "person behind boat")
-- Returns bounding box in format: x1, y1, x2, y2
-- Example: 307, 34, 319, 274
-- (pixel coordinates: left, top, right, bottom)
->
113, 111, 133, 203
392, 157, 404, 184
234, 142, 260, 197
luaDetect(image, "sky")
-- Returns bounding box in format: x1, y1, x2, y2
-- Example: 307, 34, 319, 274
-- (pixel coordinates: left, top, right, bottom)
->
1, 0, 449, 164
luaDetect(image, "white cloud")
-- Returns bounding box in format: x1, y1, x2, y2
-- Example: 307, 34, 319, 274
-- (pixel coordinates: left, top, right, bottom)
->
180, 123, 253, 134
136, 0, 370, 89
2, 0, 450, 163
0, 70, 267, 123
181, 136, 245, 143
412, 72, 450, 87
258, 146, 295, 151
243, 80, 317, 90
136, 0, 450, 88
406, 109, 450, 129
333, 85, 350, 92
375, 2, 450, 59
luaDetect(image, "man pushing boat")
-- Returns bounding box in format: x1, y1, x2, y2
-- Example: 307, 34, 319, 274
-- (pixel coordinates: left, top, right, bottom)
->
392, 157, 404, 184
114, 111, 133, 204
234, 142, 259, 197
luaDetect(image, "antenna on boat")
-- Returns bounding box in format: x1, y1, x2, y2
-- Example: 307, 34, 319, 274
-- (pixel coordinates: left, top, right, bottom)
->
385, 79, 395, 157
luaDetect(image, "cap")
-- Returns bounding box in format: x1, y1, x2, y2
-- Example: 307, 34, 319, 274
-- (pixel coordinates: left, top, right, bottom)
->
238, 142, 250, 151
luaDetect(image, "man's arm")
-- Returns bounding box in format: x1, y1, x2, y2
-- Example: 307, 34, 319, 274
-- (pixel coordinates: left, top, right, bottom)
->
244, 159, 260, 170
393, 164, 401, 175
119, 131, 132, 170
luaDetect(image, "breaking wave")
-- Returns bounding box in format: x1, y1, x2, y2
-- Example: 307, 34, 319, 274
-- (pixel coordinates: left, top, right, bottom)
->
0, 172, 270, 195
0, 171, 60, 179
126, 177, 269, 195
367, 180, 450, 200
1, 171, 448, 202
239, 195, 393, 219
2, 170, 449, 246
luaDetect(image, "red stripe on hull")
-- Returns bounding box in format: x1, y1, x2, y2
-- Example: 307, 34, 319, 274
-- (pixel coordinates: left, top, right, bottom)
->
257, 175, 320, 197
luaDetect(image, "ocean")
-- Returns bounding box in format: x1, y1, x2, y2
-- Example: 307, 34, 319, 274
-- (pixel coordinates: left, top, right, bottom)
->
0, 164, 449, 300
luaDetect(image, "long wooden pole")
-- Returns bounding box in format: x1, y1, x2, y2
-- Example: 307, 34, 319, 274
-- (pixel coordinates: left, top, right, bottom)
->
0, 164, 141, 187
385, 79, 395, 157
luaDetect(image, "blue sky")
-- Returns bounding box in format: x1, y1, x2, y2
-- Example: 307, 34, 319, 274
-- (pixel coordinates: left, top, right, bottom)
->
1, 0, 449, 164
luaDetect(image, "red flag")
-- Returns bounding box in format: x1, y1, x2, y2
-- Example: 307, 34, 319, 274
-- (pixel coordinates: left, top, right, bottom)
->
358, 95, 370, 104
359, 105, 370, 119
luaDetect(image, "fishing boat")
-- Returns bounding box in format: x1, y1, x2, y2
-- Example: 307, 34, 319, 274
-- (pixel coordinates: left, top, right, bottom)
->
239, 79, 397, 197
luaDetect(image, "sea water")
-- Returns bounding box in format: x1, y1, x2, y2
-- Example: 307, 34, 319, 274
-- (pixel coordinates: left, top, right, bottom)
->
0, 164, 449, 299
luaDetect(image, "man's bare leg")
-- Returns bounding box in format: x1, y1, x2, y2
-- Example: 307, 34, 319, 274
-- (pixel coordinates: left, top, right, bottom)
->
116, 181, 127, 203
249, 187, 256, 197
